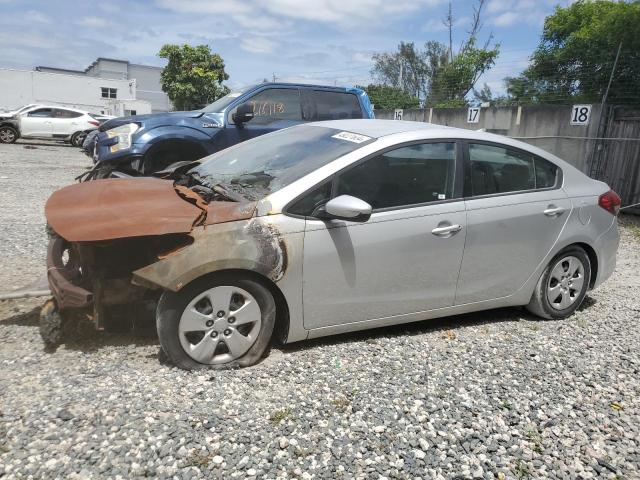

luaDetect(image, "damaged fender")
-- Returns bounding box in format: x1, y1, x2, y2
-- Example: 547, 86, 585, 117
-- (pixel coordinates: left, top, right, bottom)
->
132, 217, 289, 292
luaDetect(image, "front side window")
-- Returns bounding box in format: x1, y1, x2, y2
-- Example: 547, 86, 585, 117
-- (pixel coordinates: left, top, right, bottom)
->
313, 91, 362, 120
469, 143, 558, 196
189, 126, 374, 200
236, 88, 302, 125
27, 108, 53, 118
336, 142, 457, 210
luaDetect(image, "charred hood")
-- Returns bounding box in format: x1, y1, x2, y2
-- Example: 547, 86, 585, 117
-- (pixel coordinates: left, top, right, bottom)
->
45, 178, 256, 242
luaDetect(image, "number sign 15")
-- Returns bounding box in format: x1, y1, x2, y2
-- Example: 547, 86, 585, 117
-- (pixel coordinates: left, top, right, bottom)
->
571, 105, 591, 125
467, 107, 480, 123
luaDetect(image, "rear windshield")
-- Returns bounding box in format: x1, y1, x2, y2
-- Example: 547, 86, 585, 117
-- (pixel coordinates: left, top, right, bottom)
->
189, 125, 375, 200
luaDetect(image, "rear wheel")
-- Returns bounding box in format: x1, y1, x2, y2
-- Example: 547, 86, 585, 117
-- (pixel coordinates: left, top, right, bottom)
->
70, 131, 87, 147
0, 126, 18, 144
527, 246, 591, 319
157, 273, 275, 370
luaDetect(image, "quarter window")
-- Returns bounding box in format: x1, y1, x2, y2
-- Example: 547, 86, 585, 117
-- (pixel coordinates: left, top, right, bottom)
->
53, 109, 82, 118
468, 143, 558, 196
312, 91, 362, 120
101, 87, 117, 99
288, 182, 333, 217
238, 88, 302, 125
336, 142, 457, 210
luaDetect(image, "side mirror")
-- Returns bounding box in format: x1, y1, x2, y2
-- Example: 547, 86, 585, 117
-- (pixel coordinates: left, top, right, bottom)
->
232, 103, 254, 125
319, 195, 372, 222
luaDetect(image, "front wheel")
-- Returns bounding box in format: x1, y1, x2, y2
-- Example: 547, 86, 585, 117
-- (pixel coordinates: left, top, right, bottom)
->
527, 246, 591, 319
70, 131, 87, 147
0, 126, 18, 144
156, 273, 276, 370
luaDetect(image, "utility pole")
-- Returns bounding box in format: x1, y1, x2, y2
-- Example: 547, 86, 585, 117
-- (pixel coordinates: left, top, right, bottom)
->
398, 62, 403, 89
272, 73, 277, 83
601, 41, 622, 108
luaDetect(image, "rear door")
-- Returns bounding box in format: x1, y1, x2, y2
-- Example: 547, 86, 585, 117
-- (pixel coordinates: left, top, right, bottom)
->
455, 141, 571, 304
52, 109, 83, 136
297, 140, 467, 330
20, 108, 54, 136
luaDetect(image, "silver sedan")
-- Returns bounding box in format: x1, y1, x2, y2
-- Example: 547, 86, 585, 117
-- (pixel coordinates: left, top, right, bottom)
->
44, 120, 620, 369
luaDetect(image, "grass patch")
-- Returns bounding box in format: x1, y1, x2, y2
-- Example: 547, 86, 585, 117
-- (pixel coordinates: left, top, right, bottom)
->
526, 428, 543, 454
270, 408, 293, 425
628, 225, 640, 242
515, 459, 532, 479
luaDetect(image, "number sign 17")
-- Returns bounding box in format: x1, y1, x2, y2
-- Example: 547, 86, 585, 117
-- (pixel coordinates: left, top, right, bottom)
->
467, 107, 480, 123
571, 105, 591, 125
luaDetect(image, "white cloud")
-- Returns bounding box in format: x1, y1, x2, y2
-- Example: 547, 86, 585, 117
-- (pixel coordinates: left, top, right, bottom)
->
24, 10, 50, 23
493, 11, 519, 27
77, 16, 113, 28
156, 0, 250, 15
240, 36, 278, 54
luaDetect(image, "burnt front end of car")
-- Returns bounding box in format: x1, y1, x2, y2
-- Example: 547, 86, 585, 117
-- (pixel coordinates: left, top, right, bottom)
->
46, 232, 193, 332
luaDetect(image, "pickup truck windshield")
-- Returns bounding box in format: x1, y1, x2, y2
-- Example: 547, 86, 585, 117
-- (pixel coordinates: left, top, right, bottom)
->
201, 87, 251, 113
189, 125, 374, 200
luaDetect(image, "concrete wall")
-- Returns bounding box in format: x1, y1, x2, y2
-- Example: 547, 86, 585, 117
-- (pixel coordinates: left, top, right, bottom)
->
128, 64, 171, 112
375, 105, 604, 173
0, 68, 152, 116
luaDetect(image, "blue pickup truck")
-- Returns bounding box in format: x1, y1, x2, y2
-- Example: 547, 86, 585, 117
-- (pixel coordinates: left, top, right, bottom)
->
89, 83, 374, 178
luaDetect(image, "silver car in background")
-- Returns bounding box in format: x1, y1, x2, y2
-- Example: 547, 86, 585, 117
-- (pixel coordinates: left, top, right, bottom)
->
44, 120, 620, 370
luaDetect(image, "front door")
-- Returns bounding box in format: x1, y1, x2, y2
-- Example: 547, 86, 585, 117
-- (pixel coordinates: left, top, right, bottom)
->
299, 141, 467, 330
215, 87, 303, 151
455, 142, 571, 304
20, 108, 54, 136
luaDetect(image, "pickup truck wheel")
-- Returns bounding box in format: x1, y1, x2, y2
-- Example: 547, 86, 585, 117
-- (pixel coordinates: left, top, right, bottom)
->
157, 273, 276, 370
0, 126, 18, 144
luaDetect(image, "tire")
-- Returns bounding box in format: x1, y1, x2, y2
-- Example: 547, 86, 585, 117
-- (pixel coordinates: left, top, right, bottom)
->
0, 126, 18, 144
156, 273, 276, 370
71, 131, 87, 147
526, 246, 591, 320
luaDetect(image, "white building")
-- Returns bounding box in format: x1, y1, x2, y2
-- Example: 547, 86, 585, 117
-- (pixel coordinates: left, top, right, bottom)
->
0, 57, 171, 116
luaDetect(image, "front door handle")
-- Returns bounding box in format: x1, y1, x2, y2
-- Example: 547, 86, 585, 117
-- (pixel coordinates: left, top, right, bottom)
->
431, 224, 463, 236
544, 206, 565, 217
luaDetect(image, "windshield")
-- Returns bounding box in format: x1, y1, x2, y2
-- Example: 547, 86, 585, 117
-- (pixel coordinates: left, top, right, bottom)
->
201, 86, 252, 113
189, 125, 375, 200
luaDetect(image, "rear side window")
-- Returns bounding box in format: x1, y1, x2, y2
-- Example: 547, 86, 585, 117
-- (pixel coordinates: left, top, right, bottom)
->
312, 91, 362, 120
336, 142, 456, 209
468, 143, 558, 196
242, 88, 302, 125
27, 108, 53, 118
535, 156, 558, 189
54, 109, 82, 118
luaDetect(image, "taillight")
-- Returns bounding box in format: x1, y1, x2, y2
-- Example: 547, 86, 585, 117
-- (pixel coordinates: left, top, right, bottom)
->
598, 189, 621, 215
88, 120, 100, 127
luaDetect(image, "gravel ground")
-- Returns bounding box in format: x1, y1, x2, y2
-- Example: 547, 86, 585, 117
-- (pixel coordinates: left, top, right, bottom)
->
0, 142, 639, 479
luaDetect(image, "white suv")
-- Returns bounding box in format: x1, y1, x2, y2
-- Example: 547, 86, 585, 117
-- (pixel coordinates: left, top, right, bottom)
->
14, 106, 100, 146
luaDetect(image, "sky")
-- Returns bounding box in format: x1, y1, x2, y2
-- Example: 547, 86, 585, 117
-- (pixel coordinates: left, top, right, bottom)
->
0, 0, 574, 94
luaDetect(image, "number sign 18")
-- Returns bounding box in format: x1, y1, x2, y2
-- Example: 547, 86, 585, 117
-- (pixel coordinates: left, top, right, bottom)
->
570, 105, 591, 125
467, 107, 480, 123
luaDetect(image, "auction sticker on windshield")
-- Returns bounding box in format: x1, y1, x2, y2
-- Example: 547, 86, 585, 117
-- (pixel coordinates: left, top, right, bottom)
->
332, 131, 371, 143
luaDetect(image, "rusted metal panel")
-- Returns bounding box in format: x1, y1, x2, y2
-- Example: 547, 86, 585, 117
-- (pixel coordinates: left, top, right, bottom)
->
45, 178, 257, 242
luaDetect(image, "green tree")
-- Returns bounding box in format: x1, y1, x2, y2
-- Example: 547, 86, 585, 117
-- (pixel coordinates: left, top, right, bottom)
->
371, 0, 499, 107
358, 84, 420, 109
158, 44, 230, 110
505, 0, 640, 104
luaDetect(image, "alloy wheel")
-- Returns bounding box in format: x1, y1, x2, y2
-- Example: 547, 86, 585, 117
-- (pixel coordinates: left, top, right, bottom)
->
0, 128, 15, 143
178, 286, 262, 365
546, 255, 585, 310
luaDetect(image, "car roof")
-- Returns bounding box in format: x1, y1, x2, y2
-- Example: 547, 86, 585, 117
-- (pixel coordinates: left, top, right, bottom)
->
309, 119, 450, 138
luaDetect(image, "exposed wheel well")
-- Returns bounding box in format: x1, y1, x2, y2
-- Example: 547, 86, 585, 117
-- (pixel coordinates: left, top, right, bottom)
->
572, 242, 598, 289
177, 269, 290, 344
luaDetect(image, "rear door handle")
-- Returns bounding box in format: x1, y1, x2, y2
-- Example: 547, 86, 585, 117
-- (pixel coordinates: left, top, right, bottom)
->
544, 206, 565, 217
431, 224, 463, 236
